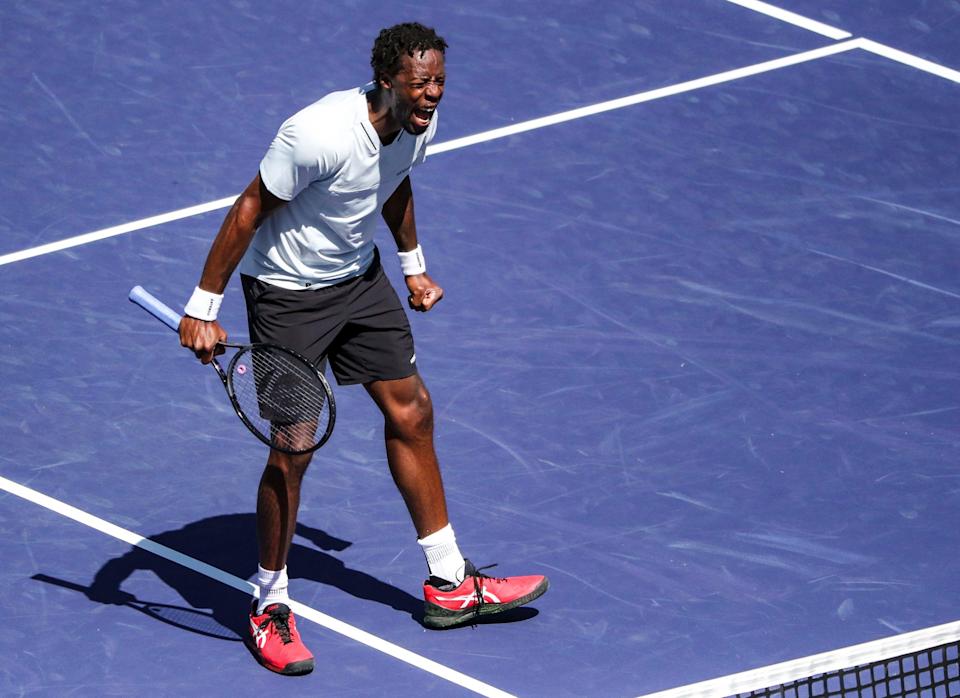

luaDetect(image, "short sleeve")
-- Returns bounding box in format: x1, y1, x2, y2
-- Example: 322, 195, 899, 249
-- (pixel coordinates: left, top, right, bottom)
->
259, 116, 338, 201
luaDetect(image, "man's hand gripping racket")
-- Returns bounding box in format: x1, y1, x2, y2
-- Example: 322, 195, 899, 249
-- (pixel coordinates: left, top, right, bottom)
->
129, 286, 335, 455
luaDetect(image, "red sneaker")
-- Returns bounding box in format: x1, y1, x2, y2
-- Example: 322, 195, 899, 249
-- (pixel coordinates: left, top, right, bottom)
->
245, 602, 314, 675
422, 559, 549, 629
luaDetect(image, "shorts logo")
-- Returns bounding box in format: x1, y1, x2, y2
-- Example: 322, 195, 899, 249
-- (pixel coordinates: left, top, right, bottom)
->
410, 354, 416, 364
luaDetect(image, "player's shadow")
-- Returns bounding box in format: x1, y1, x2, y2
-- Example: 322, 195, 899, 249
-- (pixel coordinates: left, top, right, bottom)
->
33, 513, 426, 640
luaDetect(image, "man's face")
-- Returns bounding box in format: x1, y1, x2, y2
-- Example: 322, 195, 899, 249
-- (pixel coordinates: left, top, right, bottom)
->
383, 49, 445, 135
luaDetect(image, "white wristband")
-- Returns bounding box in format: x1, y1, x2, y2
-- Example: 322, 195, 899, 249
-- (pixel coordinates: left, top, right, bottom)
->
397, 245, 426, 276
184, 286, 223, 321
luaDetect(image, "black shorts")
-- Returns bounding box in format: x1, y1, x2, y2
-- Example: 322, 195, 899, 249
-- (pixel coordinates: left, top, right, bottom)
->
241, 250, 417, 386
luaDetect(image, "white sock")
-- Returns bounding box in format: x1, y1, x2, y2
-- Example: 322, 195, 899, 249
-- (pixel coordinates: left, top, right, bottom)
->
256, 565, 290, 614
417, 523, 465, 586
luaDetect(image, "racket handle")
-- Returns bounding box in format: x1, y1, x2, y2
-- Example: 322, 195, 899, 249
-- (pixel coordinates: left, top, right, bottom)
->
129, 285, 182, 332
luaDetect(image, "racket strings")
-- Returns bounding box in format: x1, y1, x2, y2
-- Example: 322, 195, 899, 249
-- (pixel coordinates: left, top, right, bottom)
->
228, 346, 332, 453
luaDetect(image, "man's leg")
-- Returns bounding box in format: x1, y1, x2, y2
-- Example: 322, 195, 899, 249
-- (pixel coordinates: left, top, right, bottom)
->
364, 373, 448, 538
246, 448, 315, 675
365, 373, 466, 584
257, 449, 314, 570
364, 373, 549, 629
239, 273, 343, 674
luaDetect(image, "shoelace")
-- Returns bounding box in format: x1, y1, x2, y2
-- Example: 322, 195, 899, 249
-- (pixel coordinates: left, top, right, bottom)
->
467, 562, 505, 617
264, 608, 294, 644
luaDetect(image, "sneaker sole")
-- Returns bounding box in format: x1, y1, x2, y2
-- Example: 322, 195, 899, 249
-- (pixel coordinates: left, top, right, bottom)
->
243, 636, 315, 676
422, 577, 549, 629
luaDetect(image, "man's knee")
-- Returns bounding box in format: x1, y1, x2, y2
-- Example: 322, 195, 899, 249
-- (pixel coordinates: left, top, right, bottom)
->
263, 450, 313, 483
386, 384, 434, 439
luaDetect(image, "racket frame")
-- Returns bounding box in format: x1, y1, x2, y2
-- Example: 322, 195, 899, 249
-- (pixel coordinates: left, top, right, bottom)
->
220, 342, 336, 455
129, 285, 335, 455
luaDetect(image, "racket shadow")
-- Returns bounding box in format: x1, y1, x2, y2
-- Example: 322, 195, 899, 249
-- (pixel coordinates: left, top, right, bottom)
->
32, 573, 240, 641
38, 513, 425, 639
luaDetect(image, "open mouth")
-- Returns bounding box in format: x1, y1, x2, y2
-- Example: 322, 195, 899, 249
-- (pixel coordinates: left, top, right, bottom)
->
411, 106, 435, 127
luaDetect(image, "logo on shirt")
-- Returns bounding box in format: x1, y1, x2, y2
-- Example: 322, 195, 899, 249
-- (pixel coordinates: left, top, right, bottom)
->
395, 166, 412, 177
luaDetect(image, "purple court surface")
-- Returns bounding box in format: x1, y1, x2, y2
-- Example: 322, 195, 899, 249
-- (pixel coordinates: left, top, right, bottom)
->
2, 2, 958, 696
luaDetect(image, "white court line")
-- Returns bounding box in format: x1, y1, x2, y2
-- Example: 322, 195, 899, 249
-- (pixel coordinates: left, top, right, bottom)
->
2, 20, 959, 271
0, 195, 238, 267
423, 40, 861, 153
3, 8, 959, 696
0, 474, 515, 698
636, 618, 960, 697
858, 38, 960, 83
0, 40, 863, 269
723, 0, 852, 40
730, 0, 960, 83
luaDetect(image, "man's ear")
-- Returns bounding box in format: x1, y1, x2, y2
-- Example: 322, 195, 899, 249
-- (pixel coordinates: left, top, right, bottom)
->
378, 73, 393, 90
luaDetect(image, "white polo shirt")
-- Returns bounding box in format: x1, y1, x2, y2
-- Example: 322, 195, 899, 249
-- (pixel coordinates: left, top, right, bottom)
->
239, 83, 438, 289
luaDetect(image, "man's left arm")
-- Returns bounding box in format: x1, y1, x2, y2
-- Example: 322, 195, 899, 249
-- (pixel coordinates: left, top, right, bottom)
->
382, 175, 443, 312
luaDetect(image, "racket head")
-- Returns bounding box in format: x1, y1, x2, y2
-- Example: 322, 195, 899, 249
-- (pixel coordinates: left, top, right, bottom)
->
224, 343, 336, 455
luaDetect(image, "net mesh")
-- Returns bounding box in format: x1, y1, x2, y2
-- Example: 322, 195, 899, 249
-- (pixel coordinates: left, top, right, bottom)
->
730, 640, 960, 698
228, 345, 332, 453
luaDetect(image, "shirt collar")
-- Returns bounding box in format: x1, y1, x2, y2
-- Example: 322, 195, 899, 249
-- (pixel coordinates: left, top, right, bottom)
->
358, 82, 381, 154
358, 81, 406, 153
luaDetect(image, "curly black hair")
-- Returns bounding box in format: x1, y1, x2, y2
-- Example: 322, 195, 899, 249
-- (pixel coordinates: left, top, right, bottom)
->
370, 22, 447, 83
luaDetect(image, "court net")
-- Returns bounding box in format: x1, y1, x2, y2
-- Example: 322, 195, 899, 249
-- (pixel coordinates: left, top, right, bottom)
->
640, 621, 960, 698
731, 639, 959, 698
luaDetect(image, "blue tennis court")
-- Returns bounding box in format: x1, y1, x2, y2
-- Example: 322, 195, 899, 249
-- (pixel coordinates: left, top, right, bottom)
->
2, 1, 959, 696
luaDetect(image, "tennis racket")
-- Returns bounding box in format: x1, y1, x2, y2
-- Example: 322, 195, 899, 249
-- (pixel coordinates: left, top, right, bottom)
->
129, 285, 335, 455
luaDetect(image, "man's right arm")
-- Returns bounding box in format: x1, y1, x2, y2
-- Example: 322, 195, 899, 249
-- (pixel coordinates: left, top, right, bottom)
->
179, 173, 286, 363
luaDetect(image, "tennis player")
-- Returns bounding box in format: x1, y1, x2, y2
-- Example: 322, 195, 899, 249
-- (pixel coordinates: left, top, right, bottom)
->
177, 23, 548, 675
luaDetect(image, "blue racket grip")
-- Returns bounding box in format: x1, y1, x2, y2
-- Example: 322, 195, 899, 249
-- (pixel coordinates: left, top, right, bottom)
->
129, 285, 182, 332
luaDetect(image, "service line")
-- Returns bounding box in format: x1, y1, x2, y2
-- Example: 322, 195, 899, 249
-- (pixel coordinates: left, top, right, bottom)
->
4, 3, 960, 271
0, 40, 863, 268
728, 0, 960, 84
858, 38, 960, 83
0, 474, 515, 698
